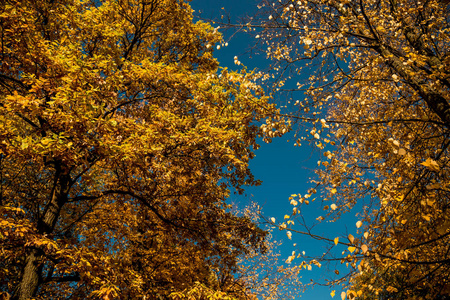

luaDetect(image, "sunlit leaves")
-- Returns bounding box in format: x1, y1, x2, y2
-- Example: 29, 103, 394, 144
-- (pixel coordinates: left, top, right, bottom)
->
257, 0, 450, 297
0, 0, 280, 298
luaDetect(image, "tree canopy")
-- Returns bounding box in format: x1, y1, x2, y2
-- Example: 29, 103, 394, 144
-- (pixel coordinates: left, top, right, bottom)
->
4, 0, 449, 298
254, 0, 450, 298
0, 0, 299, 299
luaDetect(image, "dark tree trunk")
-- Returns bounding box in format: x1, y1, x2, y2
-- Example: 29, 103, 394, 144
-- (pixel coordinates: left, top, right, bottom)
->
13, 249, 43, 300
12, 169, 70, 300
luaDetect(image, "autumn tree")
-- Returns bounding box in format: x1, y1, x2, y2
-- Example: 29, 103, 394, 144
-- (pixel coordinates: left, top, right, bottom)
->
0, 0, 293, 299
171, 204, 303, 300
253, 0, 450, 298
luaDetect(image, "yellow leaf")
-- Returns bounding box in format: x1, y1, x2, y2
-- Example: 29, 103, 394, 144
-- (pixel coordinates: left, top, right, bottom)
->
348, 234, 355, 244
348, 246, 356, 253
331, 290, 336, 298
334, 237, 339, 246
284, 214, 290, 219
375, 253, 381, 262
21, 140, 29, 150
426, 198, 436, 206
341, 291, 346, 300
361, 244, 368, 254
394, 194, 404, 202
421, 158, 440, 172
41, 138, 52, 145
356, 221, 362, 228
386, 286, 398, 293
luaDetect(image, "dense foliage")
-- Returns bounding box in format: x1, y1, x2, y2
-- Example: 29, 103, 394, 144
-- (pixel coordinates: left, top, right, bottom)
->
0, 0, 298, 299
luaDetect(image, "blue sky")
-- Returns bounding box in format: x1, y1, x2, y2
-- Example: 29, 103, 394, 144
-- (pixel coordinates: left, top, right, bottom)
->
190, 1, 353, 299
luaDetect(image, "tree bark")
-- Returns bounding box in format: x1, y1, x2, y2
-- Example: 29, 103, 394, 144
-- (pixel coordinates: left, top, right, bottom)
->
12, 169, 70, 300
13, 249, 43, 300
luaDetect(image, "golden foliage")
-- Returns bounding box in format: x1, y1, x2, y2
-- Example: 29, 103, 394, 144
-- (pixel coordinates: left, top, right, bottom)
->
257, 0, 450, 298
0, 0, 290, 299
